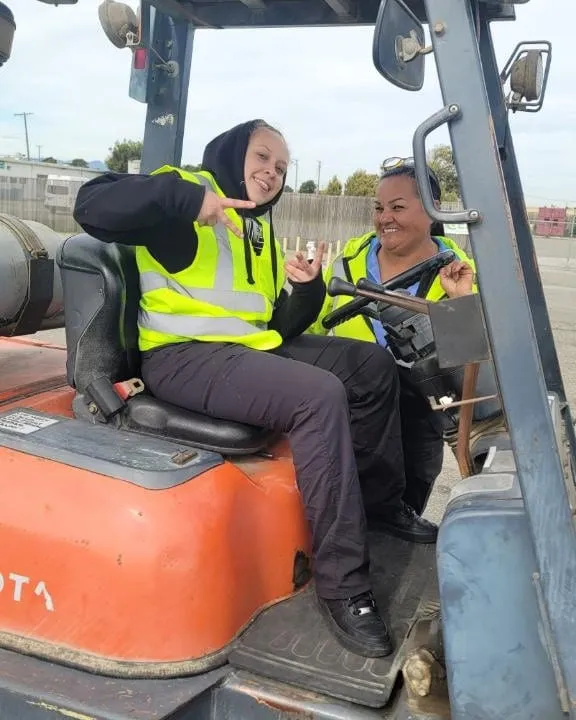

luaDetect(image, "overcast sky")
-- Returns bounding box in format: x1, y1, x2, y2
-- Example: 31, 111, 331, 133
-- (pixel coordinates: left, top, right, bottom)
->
1, 0, 573, 205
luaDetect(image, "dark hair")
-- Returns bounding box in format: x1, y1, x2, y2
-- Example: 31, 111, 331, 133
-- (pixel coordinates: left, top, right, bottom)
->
379, 164, 442, 202
379, 165, 444, 236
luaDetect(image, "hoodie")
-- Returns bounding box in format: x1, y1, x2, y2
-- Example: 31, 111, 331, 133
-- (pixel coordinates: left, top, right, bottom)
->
72, 119, 325, 341
200, 119, 286, 288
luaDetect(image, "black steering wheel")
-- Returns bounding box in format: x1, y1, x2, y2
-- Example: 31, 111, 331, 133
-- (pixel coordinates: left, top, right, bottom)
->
322, 250, 456, 331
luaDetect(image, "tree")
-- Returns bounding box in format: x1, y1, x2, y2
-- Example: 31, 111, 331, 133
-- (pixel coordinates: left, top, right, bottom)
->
299, 180, 317, 194
42, 156, 57, 164
182, 163, 201, 172
427, 144, 460, 201
344, 170, 379, 197
284, 185, 294, 193
70, 158, 88, 168
324, 175, 342, 196
106, 139, 143, 173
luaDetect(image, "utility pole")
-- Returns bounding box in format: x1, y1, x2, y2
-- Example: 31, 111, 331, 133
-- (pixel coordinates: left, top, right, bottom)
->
292, 158, 299, 193
14, 112, 33, 160
316, 160, 322, 193
37, 145, 42, 161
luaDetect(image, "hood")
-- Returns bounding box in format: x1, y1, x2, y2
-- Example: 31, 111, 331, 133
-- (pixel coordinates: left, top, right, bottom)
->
201, 119, 286, 219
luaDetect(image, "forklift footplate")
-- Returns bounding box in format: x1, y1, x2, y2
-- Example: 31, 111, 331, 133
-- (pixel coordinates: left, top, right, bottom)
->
229, 533, 437, 708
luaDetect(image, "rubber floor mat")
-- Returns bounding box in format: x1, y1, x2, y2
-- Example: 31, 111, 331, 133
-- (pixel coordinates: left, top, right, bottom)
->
229, 532, 438, 708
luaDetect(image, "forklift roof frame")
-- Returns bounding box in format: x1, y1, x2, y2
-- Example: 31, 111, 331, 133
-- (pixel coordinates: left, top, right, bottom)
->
8, 0, 576, 713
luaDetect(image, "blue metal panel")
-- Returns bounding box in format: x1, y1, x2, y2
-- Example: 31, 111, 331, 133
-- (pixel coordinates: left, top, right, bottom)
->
140, 9, 194, 172
438, 483, 565, 720
422, 0, 576, 712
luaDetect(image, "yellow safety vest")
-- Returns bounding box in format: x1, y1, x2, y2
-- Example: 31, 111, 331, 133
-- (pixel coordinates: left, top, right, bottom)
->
136, 167, 285, 352
309, 231, 476, 341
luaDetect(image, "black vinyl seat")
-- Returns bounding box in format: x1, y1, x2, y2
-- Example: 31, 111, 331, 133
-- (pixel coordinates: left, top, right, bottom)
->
56, 233, 274, 456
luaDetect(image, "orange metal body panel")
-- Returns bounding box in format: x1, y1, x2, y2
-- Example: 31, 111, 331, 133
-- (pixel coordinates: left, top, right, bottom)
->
0, 337, 67, 405
0, 339, 310, 667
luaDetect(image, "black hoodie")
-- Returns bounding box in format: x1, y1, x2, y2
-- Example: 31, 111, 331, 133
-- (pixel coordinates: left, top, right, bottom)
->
200, 119, 286, 289
73, 119, 325, 340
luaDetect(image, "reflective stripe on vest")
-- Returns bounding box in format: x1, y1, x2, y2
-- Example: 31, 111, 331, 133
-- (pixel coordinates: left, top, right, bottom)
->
136, 170, 284, 351
327, 249, 377, 340
140, 310, 267, 337
138, 175, 267, 315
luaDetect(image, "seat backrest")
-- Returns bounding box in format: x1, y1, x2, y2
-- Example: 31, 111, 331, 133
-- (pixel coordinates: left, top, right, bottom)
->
56, 233, 141, 392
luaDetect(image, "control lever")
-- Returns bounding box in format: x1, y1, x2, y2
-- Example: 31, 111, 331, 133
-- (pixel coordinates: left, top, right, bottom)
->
322, 249, 456, 331
326, 277, 356, 297
327, 276, 431, 316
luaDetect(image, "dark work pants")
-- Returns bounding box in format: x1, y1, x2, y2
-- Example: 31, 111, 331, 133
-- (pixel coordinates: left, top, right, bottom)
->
398, 366, 445, 516
141, 335, 406, 600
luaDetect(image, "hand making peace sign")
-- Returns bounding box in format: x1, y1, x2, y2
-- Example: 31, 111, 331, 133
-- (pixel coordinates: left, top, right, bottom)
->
285, 242, 327, 284
197, 190, 256, 238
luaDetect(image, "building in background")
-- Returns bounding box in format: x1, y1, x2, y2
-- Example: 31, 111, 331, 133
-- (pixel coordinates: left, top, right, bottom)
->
0, 157, 105, 232
0, 156, 103, 181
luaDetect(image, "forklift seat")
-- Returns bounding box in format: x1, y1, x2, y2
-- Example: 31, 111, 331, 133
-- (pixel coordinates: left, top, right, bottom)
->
56, 233, 274, 456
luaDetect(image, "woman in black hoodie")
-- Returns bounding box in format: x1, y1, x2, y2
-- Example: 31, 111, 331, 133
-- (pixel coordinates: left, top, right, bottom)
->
73, 118, 436, 659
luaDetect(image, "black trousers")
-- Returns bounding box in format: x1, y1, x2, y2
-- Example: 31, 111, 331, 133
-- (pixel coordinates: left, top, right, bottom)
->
141, 334, 406, 600
398, 367, 445, 515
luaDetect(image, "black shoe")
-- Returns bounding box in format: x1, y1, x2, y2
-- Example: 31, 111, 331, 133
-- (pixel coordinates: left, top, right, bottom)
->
317, 591, 394, 658
367, 502, 438, 544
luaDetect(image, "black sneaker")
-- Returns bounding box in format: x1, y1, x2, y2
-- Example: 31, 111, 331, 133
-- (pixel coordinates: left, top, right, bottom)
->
317, 591, 394, 658
367, 502, 438, 544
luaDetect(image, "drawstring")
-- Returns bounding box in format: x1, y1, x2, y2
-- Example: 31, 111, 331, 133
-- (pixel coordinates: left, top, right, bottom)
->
269, 213, 279, 303
241, 216, 255, 286
240, 214, 278, 303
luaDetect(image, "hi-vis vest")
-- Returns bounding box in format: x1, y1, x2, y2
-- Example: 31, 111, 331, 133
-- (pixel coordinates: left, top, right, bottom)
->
136, 167, 285, 352
308, 231, 476, 342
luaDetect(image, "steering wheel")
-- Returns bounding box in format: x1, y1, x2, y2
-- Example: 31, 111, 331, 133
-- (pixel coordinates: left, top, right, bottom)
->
322, 249, 456, 331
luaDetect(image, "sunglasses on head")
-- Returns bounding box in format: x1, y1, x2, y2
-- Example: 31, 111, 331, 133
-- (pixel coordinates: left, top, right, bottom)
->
381, 156, 416, 171
381, 156, 441, 195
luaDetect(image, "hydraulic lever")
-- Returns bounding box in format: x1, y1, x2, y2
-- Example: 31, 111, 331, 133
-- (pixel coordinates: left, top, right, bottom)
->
322, 249, 456, 331
327, 276, 431, 316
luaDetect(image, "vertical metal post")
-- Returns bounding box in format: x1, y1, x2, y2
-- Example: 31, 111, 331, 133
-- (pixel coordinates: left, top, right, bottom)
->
477, 9, 565, 399
140, 11, 194, 173
476, 6, 576, 474
424, 0, 576, 709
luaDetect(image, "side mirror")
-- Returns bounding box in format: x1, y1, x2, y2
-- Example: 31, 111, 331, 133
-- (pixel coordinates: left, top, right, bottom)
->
500, 41, 552, 113
372, 0, 427, 92
0, 2, 15, 68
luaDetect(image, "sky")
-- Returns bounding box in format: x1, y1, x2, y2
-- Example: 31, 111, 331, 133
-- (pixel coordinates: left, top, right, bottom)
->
1, 0, 574, 205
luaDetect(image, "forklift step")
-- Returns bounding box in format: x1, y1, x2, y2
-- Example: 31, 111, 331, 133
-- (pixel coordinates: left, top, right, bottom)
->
229, 533, 438, 708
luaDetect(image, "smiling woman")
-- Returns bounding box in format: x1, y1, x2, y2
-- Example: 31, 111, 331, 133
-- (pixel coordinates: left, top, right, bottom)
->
243, 121, 288, 204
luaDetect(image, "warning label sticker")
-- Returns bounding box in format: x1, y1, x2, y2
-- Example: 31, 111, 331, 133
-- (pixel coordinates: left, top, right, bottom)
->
0, 411, 59, 435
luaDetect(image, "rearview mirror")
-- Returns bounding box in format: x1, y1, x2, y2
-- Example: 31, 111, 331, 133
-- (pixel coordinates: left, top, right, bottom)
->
372, 0, 426, 92
0, 2, 15, 68
500, 41, 552, 113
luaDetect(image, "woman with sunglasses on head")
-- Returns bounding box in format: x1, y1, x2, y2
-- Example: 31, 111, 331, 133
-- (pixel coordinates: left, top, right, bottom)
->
310, 156, 476, 520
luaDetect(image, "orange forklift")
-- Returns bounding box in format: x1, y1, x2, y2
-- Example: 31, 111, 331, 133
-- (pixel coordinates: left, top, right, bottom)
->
0, 1, 575, 719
